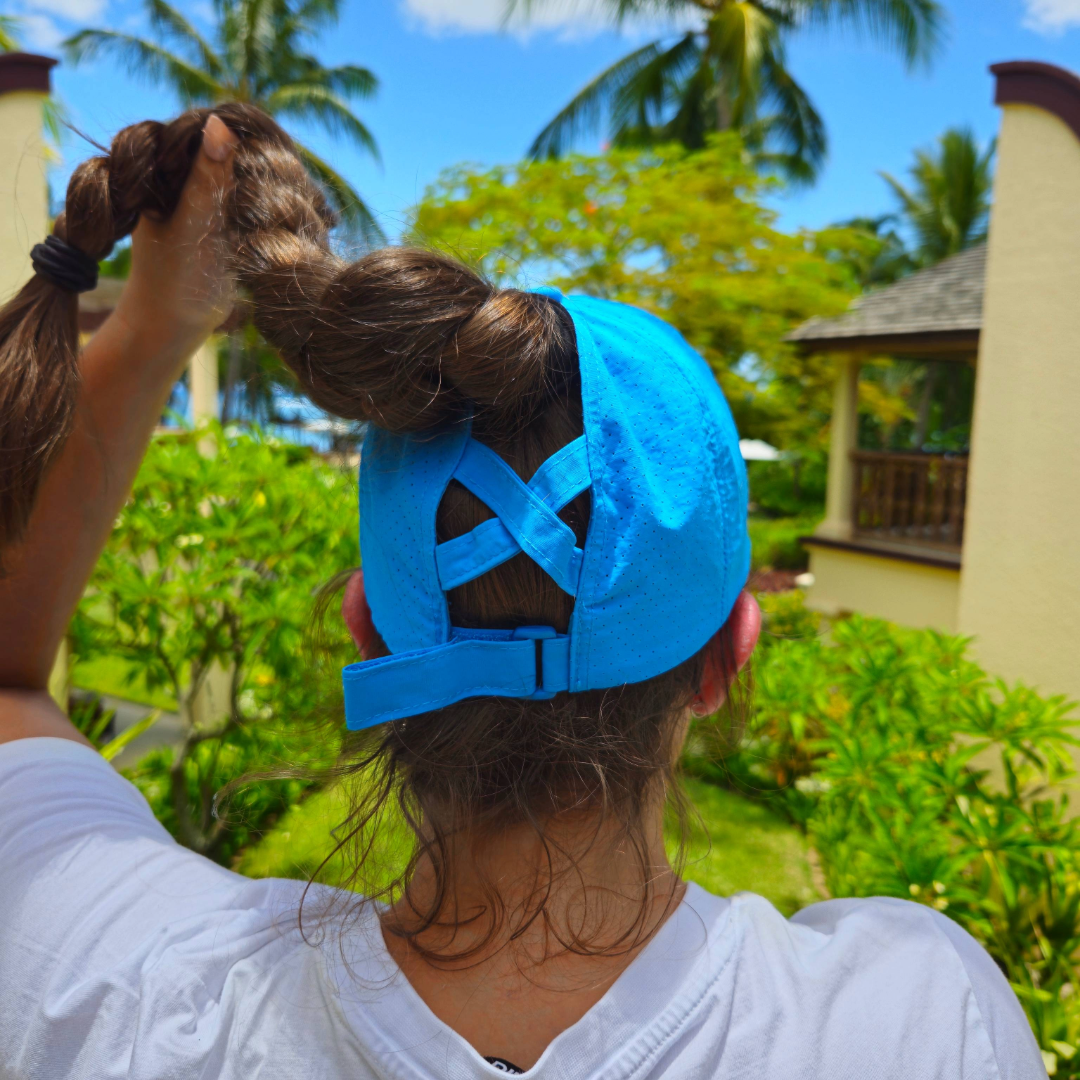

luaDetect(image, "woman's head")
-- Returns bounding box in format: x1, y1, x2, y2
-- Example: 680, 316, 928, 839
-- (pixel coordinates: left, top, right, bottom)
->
254, 246, 757, 955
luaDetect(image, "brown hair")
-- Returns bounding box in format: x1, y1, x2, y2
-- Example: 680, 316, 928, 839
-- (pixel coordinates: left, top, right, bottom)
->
4, 105, 743, 959
0, 103, 333, 551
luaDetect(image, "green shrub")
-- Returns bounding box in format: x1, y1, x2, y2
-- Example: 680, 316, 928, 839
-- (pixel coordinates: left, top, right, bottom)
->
705, 606, 1080, 1074
72, 424, 357, 862
748, 514, 820, 571
747, 452, 827, 518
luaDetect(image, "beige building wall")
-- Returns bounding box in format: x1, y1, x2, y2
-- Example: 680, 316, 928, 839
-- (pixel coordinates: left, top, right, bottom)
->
807, 546, 960, 632
957, 103, 1080, 702
0, 89, 49, 303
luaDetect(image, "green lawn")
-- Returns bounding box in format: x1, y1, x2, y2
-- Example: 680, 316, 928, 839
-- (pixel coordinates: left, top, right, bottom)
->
237, 775, 821, 916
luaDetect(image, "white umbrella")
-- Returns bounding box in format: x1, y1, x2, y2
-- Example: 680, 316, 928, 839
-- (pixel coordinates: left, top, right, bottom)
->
739, 439, 781, 462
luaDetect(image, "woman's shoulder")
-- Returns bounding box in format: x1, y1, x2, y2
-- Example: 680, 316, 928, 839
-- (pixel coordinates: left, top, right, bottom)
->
713, 892, 1046, 1079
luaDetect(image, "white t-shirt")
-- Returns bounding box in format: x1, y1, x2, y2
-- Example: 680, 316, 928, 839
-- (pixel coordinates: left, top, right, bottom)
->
0, 738, 1046, 1079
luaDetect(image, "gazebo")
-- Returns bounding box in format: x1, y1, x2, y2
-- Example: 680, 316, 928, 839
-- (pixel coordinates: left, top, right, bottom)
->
790, 59, 1080, 707
788, 244, 984, 626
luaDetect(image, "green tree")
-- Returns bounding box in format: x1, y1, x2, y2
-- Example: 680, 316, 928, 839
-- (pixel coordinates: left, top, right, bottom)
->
410, 136, 868, 450
522, 0, 944, 182
881, 125, 994, 265
65, 0, 382, 239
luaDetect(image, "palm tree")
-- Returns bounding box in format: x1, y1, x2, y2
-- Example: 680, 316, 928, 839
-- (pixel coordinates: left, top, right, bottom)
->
65, 0, 382, 240
881, 126, 994, 266
523, 0, 945, 183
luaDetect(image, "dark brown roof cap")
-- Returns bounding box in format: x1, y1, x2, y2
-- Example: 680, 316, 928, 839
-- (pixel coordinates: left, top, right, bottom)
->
0, 53, 56, 95
993, 60, 1080, 143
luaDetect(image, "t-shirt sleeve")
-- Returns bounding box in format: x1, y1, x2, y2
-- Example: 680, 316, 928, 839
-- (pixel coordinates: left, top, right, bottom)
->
792, 896, 1046, 1080
0, 737, 299, 1077
930, 908, 1049, 1080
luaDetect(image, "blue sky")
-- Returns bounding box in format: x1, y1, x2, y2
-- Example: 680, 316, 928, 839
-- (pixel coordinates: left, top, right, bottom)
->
12, 0, 1080, 237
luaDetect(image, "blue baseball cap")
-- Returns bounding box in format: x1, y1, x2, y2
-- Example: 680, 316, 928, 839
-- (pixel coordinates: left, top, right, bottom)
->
342, 290, 750, 730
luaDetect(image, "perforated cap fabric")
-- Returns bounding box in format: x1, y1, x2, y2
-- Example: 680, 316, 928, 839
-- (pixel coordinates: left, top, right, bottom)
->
343, 291, 750, 729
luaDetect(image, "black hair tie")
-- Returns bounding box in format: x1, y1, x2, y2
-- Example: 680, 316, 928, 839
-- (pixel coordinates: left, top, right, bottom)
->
30, 234, 99, 294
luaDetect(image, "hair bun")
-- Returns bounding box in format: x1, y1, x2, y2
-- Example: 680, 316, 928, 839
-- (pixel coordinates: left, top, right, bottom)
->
297, 248, 575, 433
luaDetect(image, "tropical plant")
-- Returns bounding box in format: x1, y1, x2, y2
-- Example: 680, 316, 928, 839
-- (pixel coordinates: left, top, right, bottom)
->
521, 0, 945, 182
64, 0, 382, 239
694, 606, 1080, 1074
410, 136, 866, 450
71, 425, 358, 860
881, 125, 995, 265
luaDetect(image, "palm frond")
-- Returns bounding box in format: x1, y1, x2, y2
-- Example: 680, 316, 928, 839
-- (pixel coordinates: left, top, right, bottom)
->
528, 39, 679, 159
64, 29, 223, 103
42, 98, 66, 150
295, 142, 385, 244
882, 126, 993, 263
320, 63, 379, 100
293, 0, 345, 32
147, 0, 226, 80
788, 0, 945, 69
651, 56, 718, 150
0, 15, 21, 52
753, 38, 826, 180
607, 32, 703, 139
264, 84, 380, 160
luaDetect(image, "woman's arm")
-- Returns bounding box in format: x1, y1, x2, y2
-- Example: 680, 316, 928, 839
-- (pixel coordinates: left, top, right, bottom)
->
0, 116, 239, 742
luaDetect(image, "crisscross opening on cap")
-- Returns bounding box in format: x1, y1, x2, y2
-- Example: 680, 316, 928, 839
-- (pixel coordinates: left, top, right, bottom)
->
435, 435, 591, 597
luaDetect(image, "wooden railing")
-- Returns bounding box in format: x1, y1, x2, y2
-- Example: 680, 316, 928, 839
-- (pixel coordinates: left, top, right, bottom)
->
851, 451, 968, 549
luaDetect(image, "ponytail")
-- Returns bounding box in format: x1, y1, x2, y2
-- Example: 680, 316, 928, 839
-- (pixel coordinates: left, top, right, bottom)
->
0, 104, 333, 550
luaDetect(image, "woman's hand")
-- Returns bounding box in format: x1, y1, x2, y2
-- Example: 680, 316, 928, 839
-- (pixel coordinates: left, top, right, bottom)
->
111, 114, 240, 370
0, 115, 242, 706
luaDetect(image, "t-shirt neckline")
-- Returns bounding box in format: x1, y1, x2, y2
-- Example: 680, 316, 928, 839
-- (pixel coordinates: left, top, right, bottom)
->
324, 882, 736, 1080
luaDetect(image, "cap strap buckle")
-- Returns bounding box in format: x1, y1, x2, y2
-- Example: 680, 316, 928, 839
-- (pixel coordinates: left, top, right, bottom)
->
342, 626, 569, 729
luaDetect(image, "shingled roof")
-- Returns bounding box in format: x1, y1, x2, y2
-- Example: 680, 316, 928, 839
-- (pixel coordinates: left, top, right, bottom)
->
788, 243, 986, 355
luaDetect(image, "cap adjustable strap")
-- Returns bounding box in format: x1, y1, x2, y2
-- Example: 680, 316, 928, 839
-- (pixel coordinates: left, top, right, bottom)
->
435, 436, 591, 595
342, 627, 569, 728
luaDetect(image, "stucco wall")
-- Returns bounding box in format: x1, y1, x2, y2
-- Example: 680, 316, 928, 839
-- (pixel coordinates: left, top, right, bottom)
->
806, 546, 960, 632
957, 104, 1080, 703
0, 90, 48, 303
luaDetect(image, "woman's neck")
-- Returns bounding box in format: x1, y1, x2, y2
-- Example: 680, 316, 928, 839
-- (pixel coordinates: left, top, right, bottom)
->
380, 807, 684, 1070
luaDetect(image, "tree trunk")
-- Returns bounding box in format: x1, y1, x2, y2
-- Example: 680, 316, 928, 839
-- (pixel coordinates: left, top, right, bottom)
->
716, 86, 732, 132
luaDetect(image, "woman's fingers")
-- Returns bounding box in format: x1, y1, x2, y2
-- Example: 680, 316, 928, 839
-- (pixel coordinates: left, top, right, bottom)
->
203, 114, 237, 163
179, 115, 239, 246
119, 114, 241, 346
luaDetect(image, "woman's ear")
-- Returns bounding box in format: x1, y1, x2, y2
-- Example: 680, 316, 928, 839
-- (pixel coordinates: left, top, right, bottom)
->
342, 570, 384, 658
691, 591, 761, 716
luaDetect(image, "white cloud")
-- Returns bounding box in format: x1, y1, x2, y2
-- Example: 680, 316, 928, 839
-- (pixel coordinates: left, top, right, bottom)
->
25, 0, 106, 19
18, 12, 64, 49
1023, 0, 1080, 33
400, 0, 615, 38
